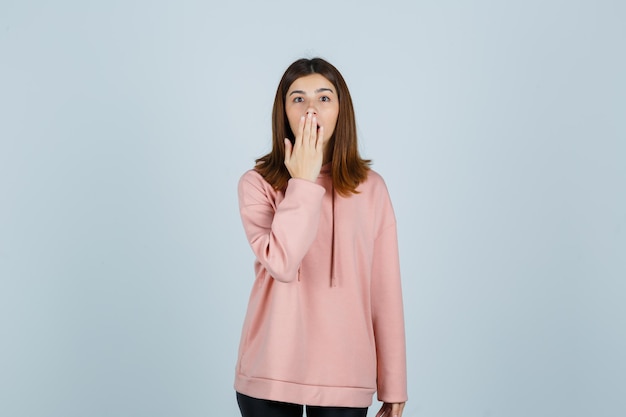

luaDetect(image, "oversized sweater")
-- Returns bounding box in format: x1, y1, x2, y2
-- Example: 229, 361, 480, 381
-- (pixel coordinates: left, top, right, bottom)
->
234, 165, 407, 408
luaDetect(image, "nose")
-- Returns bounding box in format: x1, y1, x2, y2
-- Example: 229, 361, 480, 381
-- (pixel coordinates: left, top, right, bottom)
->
305, 104, 318, 116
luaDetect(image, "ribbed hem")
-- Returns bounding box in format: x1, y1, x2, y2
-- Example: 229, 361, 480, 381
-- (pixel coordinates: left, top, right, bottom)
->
234, 375, 375, 408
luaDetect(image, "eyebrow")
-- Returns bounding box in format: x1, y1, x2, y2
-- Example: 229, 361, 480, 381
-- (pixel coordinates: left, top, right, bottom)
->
289, 87, 335, 96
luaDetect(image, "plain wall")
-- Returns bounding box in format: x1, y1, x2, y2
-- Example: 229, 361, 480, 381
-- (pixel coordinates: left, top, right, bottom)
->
1, 1, 624, 416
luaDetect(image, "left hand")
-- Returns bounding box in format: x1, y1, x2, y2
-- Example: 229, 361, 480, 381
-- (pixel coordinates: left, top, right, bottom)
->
375, 402, 405, 417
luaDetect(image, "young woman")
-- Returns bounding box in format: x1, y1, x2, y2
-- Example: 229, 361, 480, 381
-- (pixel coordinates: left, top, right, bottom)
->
235, 58, 407, 417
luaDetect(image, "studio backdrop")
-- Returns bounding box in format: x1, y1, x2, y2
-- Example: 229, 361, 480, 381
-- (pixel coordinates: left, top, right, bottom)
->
1, 1, 624, 416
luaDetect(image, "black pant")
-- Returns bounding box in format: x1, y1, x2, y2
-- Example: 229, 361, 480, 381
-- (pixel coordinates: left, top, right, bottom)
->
236, 392, 368, 417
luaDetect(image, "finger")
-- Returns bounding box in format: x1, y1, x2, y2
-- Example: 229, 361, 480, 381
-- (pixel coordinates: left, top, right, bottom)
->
284, 138, 292, 163
302, 113, 313, 145
375, 404, 389, 417
392, 403, 405, 417
309, 115, 318, 147
294, 115, 305, 148
316, 125, 324, 152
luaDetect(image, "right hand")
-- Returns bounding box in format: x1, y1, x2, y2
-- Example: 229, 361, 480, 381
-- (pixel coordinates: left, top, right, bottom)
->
284, 112, 324, 182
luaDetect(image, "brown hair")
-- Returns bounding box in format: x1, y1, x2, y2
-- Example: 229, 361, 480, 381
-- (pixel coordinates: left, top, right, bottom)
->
255, 58, 371, 196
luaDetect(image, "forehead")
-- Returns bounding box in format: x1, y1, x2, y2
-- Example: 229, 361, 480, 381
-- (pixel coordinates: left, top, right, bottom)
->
287, 73, 335, 93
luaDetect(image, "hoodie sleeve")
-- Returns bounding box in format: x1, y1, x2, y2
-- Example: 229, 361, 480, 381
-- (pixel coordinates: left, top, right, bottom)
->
370, 186, 408, 404
238, 170, 325, 283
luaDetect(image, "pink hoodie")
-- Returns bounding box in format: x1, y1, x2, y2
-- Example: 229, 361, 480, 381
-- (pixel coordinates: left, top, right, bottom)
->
234, 165, 407, 407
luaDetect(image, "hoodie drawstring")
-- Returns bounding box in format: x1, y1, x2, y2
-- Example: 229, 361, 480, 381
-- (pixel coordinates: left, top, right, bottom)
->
330, 186, 338, 288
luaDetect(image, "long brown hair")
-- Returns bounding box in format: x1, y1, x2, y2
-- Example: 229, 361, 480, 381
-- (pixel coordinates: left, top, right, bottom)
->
255, 58, 371, 196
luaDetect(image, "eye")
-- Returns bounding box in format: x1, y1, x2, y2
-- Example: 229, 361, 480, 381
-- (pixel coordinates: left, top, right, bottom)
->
292, 97, 304, 103
320, 96, 331, 102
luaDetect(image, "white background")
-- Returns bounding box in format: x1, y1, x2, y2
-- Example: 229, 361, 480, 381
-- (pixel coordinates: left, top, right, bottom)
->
1, 1, 625, 416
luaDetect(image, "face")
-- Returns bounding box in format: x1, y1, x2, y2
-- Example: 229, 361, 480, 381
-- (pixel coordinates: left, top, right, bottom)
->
285, 73, 340, 146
